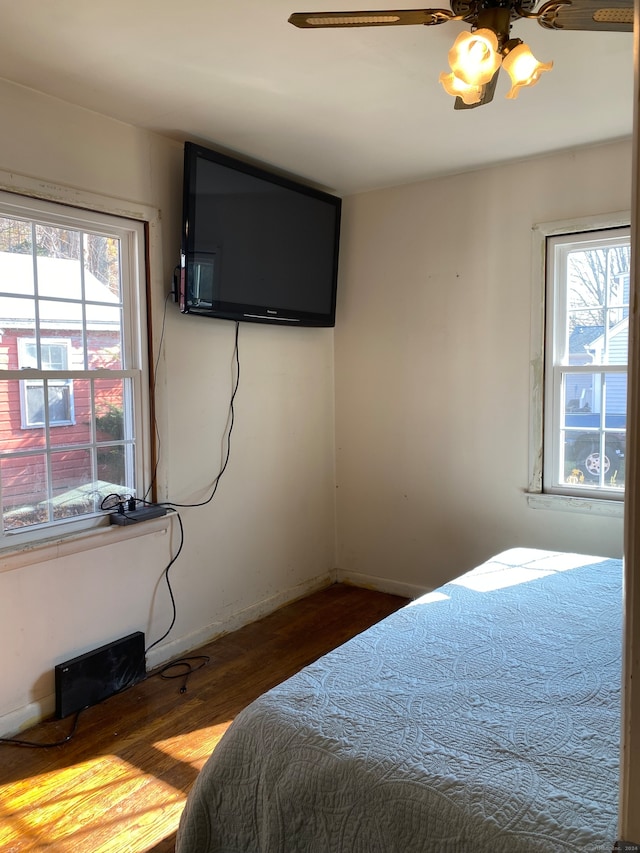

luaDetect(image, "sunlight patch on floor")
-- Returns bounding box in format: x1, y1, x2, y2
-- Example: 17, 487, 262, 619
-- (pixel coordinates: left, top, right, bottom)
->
0, 753, 185, 853
153, 719, 233, 772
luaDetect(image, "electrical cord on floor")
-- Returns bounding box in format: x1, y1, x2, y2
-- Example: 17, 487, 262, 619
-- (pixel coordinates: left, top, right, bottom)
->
153, 655, 210, 694
0, 710, 82, 748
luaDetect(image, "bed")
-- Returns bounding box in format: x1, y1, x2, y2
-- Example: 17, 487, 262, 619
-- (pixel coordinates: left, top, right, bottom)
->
176, 548, 623, 852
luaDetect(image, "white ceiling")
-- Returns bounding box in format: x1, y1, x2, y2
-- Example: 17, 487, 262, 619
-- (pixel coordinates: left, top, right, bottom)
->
0, 1, 634, 195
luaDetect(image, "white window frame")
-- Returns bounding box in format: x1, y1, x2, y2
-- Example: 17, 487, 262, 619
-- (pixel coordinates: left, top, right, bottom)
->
528, 212, 630, 517
0, 190, 152, 549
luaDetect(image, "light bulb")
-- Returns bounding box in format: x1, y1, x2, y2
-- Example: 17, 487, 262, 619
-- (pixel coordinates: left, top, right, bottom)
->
447, 29, 501, 87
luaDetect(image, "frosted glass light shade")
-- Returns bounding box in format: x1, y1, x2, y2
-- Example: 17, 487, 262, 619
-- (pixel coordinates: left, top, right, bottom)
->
447, 29, 501, 87
439, 71, 483, 105
503, 43, 553, 99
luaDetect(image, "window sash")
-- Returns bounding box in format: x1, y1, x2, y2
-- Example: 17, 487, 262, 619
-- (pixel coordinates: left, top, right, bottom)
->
543, 226, 630, 500
0, 192, 150, 547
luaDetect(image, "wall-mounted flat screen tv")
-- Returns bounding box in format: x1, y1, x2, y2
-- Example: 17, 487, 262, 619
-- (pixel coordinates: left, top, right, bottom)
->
179, 142, 342, 327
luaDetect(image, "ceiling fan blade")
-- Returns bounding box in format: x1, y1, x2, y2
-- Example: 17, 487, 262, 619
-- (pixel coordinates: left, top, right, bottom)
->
536, 0, 633, 31
453, 69, 499, 110
288, 9, 456, 28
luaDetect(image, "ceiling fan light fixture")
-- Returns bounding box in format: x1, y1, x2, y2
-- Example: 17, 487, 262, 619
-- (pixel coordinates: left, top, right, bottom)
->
439, 70, 484, 104
447, 29, 501, 87
502, 41, 553, 98
290, 0, 633, 108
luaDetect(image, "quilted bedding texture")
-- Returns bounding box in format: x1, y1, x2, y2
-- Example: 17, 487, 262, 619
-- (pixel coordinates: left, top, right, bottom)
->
176, 548, 622, 853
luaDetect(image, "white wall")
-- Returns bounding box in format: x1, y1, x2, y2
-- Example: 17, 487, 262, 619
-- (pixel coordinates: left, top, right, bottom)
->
0, 76, 632, 737
0, 80, 337, 735
335, 140, 631, 595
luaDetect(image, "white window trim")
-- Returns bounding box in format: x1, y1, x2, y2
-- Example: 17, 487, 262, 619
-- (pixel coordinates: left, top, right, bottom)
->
0, 170, 166, 568
527, 211, 630, 518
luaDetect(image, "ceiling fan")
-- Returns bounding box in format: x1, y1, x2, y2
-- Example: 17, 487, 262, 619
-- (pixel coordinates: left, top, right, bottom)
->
288, 2, 633, 109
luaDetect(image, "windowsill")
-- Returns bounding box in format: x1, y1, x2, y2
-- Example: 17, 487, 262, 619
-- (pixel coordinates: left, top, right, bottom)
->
526, 491, 624, 518
0, 514, 172, 574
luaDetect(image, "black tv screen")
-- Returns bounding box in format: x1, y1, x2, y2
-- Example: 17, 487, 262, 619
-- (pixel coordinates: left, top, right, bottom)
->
179, 142, 342, 327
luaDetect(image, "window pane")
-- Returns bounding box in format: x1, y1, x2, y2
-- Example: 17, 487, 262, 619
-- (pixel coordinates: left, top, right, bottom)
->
605, 314, 629, 363
568, 244, 630, 309
97, 444, 126, 489
562, 434, 587, 487
563, 432, 603, 484
568, 251, 603, 311
0, 301, 37, 367
1, 453, 48, 531
84, 233, 121, 301
563, 373, 600, 422
95, 380, 126, 441
38, 300, 83, 346
605, 432, 626, 489
49, 448, 93, 520
0, 379, 45, 449
35, 223, 81, 261
37, 253, 82, 300
86, 304, 123, 369
0, 216, 33, 256
34, 224, 82, 302
561, 426, 625, 488
604, 372, 627, 429
0, 249, 36, 303
568, 311, 604, 364
50, 378, 90, 447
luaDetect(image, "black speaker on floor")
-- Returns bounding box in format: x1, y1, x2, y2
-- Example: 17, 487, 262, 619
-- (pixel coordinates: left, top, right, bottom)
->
54, 631, 146, 718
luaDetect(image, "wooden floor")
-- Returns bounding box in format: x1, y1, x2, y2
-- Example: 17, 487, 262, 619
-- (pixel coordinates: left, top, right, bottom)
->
0, 583, 408, 853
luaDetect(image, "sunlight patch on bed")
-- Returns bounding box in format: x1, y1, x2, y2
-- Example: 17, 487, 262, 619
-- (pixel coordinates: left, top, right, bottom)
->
407, 590, 450, 606
449, 550, 609, 592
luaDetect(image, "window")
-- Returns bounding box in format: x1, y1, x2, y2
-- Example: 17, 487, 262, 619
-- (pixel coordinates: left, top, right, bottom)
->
543, 225, 630, 500
0, 191, 150, 546
18, 338, 75, 427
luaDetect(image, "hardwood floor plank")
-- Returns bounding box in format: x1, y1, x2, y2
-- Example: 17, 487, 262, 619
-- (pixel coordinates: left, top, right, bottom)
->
0, 583, 408, 852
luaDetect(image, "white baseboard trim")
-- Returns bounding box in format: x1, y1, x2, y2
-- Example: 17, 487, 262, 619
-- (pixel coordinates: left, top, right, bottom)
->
146, 570, 336, 670
336, 568, 429, 600
0, 697, 55, 740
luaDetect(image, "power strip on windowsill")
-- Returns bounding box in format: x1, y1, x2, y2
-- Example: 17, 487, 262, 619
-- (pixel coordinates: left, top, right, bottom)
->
109, 505, 169, 525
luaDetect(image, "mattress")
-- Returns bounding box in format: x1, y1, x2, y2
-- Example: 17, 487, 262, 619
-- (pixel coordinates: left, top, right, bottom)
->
176, 548, 623, 852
